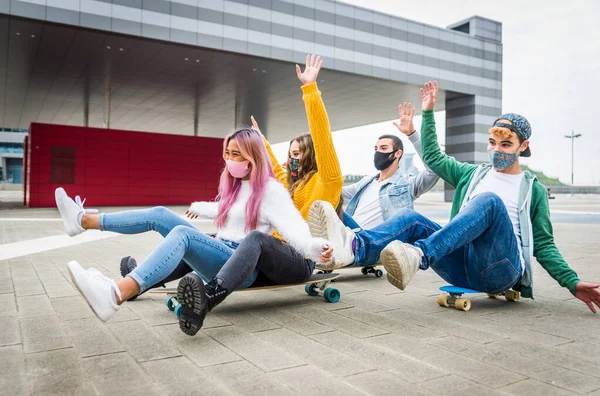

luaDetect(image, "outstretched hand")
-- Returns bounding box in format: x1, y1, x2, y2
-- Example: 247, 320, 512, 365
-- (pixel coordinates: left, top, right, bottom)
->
392, 102, 416, 136
296, 54, 323, 86
420, 81, 438, 111
575, 282, 600, 313
185, 210, 198, 219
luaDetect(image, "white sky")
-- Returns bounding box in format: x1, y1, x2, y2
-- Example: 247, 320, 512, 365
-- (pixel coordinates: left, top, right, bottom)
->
272, 0, 600, 185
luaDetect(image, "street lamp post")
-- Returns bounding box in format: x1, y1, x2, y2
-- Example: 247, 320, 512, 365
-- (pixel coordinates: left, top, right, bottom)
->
564, 130, 582, 185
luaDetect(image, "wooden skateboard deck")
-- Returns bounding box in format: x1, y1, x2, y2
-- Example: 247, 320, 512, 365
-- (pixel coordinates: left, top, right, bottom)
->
316, 264, 384, 278
153, 273, 342, 317
437, 285, 520, 312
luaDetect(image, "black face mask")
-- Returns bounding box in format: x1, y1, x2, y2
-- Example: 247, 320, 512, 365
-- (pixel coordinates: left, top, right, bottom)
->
373, 150, 399, 171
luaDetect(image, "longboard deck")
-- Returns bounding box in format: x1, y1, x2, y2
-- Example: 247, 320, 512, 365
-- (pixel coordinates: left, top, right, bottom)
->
149, 272, 341, 294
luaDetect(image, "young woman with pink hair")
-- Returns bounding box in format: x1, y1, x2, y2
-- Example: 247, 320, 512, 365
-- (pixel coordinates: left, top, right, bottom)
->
57, 125, 333, 333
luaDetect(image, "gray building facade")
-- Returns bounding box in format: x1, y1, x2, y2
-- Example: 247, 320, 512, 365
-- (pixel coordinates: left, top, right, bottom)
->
1, 0, 502, 197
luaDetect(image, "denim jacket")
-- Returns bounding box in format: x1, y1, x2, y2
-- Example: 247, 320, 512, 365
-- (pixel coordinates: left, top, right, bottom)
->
343, 132, 439, 222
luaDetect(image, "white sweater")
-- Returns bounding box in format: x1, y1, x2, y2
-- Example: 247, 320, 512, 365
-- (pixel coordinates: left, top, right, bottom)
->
189, 179, 329, 263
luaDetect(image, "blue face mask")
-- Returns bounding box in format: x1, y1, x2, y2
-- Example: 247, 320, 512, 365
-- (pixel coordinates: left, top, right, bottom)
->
488, 149, 519, 170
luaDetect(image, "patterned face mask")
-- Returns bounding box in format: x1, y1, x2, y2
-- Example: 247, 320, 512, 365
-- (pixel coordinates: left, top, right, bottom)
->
488, 149, 519, 170
288, 157, 300, 181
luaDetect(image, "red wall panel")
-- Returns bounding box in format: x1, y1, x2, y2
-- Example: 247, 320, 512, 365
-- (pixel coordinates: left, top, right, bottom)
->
25, 123, 223, 208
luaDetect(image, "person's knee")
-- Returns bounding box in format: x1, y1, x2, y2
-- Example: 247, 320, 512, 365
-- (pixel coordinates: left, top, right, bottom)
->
150, 206, 171, 218
475, 192, 503, 208
245, 230, 268, 247
170, 224, 191, 238
392, 208, 420, 222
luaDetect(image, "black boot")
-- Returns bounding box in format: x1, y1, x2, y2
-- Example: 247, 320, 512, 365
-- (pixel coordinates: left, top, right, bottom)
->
177, 273, 208, 336
205, 278, 228, 312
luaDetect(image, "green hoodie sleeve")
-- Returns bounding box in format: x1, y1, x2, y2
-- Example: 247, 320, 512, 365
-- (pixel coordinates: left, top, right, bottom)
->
420, 110, 477, 187
531, 183, 580, 295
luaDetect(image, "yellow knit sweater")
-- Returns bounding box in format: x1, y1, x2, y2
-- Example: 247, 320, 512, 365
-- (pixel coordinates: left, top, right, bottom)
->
263, 82, 344, 220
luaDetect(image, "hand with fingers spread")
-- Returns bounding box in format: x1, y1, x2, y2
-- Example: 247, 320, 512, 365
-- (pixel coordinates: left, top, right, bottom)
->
250, 115, 261, 134
185, 210, 198, 220
575, 282, 600, 313
392, 102, 416, 136
296, 54, 324, 86
420, 81, 439, 111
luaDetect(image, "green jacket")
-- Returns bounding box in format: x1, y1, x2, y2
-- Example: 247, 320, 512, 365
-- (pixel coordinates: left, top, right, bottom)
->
420, 110, 580, 298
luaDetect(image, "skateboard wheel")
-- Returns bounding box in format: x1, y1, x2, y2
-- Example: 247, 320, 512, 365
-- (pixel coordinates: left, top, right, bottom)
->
324, 287, 340, 303
504, 290, 520, 302
487, 293, 498, 299
455, 298, 471, 311
436, 294, 450, 307
361, 267, 369, 275
166, 296, 176, 311
305, 284, 319, 296
174, 303, 183, 318
375, 269, 383, 278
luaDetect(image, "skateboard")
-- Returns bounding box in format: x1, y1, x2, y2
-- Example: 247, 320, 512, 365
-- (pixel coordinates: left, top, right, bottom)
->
317, 264, 384, 278
437, 285, 521, 312
150, 272, 342, 318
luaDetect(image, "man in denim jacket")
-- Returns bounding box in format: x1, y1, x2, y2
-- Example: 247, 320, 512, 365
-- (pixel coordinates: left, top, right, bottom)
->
308, 103, 439, 268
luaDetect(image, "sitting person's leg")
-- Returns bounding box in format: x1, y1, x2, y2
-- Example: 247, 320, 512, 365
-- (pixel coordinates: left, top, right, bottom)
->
185, 231, 314, 315
310, 200, 440, 268
383, 192, 522, 292
55, 188, 194, 238
67, 225, 235, 322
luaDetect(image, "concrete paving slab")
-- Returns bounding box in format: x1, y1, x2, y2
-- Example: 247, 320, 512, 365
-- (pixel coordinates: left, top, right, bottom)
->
1, 196, 599, 395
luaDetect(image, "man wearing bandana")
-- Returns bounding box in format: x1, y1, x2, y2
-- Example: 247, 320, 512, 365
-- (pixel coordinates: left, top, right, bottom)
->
373, 81, 599, 313
308, 103, 439, 268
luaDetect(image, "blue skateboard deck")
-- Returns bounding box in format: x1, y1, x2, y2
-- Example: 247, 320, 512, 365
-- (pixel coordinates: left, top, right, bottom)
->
437, 285, 520, 311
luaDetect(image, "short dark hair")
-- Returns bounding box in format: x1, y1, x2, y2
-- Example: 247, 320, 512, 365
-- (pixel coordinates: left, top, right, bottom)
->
377, 135, 403, 152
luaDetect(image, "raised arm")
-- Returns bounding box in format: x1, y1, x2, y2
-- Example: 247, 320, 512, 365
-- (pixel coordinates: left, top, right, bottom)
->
296, 55, 343, 185
251, 116, 288, 188
392, 102, 439, 198
418, 81, 476, 187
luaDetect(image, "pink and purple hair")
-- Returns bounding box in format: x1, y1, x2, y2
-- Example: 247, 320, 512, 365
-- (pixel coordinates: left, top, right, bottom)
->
214, 128, 274, 232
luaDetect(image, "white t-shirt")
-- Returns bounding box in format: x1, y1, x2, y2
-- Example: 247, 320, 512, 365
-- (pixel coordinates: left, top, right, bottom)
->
352, 179, 385, 230
469, 170, 525, 271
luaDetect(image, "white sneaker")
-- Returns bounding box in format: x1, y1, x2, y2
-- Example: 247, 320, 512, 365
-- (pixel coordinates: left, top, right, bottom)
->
308, 200, 355, 269
55, 188, 97, 237
381, 241, 423, 290
67, 261, 121, 322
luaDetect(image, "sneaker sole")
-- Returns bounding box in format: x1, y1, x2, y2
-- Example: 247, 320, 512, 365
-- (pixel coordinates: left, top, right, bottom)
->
381, 243, 410, 290
67, 262, 109, 322
177, 274, 207, 336
54, 188, 82, 237
308, 202, 348, 270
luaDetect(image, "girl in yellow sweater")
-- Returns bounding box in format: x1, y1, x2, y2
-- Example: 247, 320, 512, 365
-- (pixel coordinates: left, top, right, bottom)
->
118, 55, 344, 300
252, 55, 346, 267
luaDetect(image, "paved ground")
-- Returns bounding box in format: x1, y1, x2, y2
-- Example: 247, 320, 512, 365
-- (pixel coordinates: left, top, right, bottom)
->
1, 191, 600, 395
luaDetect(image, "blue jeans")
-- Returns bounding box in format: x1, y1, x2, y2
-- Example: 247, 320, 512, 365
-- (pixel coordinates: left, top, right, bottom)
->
345, 209, 440, 266
414, 192, 522, 293
99, 206, 258, 292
